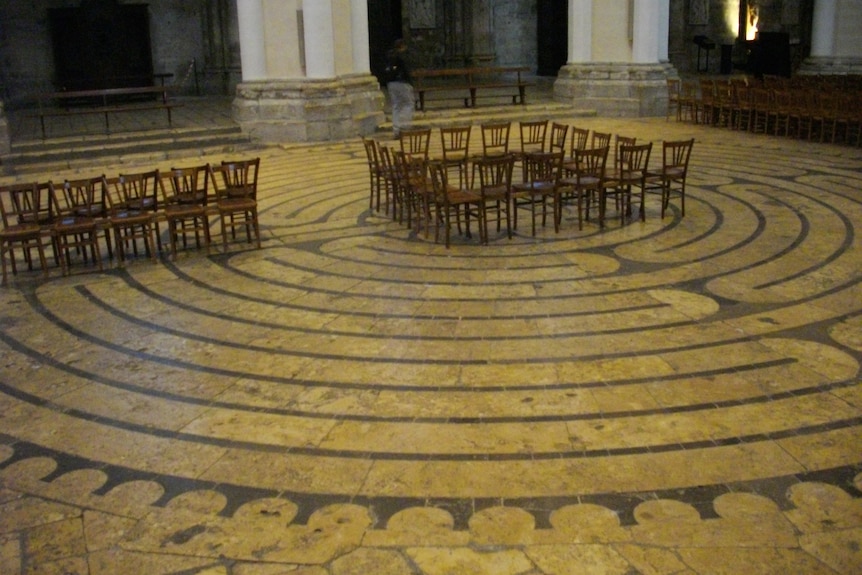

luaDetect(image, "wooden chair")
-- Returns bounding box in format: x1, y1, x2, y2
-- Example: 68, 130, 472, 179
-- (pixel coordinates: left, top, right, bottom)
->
104, 174, 159, 266
591, 131, 612, 150
568, 126, 590, 156
679, 81, 699, 123
219, 157, 261, 242
548, 122, 569, 155
470, 121, 512, 187
439, 125, 472, 189
750, 87, 772, 134
658, 139, 695, 218
399, 128, 431, 160
600, 142, 652, 227
51, 178, 105, 275
697, 79, 716, 125
428, 161, 482, 248
362, 137, 386, 212
473, 153, 515, 243
0, 182, 52, 285
159, 167, 212, 260
666, 78, 681, 121
559, 146, 608, 230
511, 149, 564, 236
395, 151, 435, 237
209, 161, 261, 251
116, 169, 161, 252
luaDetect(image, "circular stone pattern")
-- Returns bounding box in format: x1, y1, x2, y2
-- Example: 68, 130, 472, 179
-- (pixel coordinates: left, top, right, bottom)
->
1, 118, 860, 529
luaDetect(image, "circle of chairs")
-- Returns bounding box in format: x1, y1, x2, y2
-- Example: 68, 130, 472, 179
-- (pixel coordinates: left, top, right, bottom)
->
362, 122, 694, 248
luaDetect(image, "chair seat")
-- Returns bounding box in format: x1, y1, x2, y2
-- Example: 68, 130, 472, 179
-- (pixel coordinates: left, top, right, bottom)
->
165, 204, 206, 217
124, 197, 156, 211
55, 216, 97, 233
663, 167, 686, 179
0, 223, 42, 239
513, 180, 555, 194
174, 191, 207, 204
448, 189, 482, 204
109, 210, 152, 225
217, 197, 257, 212
561, 175, 601, 187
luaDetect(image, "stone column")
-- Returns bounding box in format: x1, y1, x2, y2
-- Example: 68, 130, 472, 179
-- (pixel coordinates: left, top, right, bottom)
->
232, 0, 384, 143
801, 0, 862, 74
0, 101, 10, 157
554, 0, 676, 117
351, 0, 371, 73
236, 0, 266, 80
811, 0, 837, 57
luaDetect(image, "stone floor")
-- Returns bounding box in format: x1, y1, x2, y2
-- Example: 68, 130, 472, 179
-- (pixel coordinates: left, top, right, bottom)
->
0, 101, 861, 574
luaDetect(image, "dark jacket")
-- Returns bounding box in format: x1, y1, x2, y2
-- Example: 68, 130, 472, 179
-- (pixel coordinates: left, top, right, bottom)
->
384, 49, 411, 85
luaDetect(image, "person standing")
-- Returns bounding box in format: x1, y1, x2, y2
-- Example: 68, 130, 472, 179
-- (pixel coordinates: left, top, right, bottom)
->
384, 39, 414, 139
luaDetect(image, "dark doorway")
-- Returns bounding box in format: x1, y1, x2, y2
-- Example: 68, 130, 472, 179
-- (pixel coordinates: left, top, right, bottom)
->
367, 0, 403, 85
49, 1, 154, 92
537, 0, 568, 76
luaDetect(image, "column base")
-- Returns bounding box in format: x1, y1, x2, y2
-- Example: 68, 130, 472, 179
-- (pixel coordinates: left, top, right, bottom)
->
232, 75, 385, 143
553, 62, 677, 118
798, 57, 862, 76
0, 102, 10, 156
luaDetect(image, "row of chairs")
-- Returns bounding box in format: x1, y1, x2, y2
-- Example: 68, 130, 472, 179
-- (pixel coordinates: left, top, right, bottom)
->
0, 158, 261, 285
363, 122, 695, 247
669, 76, 862, 145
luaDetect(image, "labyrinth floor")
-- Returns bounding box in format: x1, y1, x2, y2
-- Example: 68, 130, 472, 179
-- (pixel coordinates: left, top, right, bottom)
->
1, 117, 861, 574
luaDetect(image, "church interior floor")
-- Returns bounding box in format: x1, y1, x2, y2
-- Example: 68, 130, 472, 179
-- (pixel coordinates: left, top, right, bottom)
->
1, 112, 861, 574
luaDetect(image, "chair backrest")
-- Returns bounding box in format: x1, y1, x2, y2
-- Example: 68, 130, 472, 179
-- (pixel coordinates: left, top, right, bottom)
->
440, 125, 471, 162
475, 153, 514, 199
362, 137, 382, 174
548, 122, 569, 155
613, 135, 637, 168
480, 121, 511, 157
57, 176, 106, 217
619, 142, 653, 175
569, 126, 590, 156
220, 157, 261, 199
519, 119, 548, 154
663, 139, 694, 174
399, 128, 431, 159
117, 169, 160, 210
666, 78, 681, 101
571, 146, 608, 183
162, 165, 211, 206
591, 131, 611, 150
0, 182, 48, 230
522, 150, 564, 186
427, 160, 450, 206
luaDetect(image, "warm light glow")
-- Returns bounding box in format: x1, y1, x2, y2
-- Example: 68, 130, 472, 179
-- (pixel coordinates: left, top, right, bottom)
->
747, 6, 759, 40
725, 0, 740, 37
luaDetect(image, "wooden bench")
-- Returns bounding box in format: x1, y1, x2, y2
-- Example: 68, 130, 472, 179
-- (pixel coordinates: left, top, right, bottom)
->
33, 85, 183, 139
412, 66, 533, 112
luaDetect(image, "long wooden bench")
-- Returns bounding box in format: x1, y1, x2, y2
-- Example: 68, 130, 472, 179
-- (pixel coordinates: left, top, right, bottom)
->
412, 66, 533, 112
33, 85, 183, 139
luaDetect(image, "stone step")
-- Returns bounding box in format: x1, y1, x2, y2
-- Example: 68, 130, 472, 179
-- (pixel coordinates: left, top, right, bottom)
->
1, 125, 260, 176
379, 102, 595, 132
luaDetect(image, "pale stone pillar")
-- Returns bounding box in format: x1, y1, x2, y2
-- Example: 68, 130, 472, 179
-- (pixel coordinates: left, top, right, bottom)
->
568, 0, 592, 63
304, 0, 336, 78
0, 101, 10, 156
555, 0, 677, 117
632, 0, 661, 63
232, 0, 384, 143
800, 0, 862, 74
236, 0, 267, 81
351, 0, 371, 73
810, 0, 837, 58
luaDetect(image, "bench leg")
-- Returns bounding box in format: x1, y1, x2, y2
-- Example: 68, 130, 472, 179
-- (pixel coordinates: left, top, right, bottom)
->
104, 111, 110, 134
